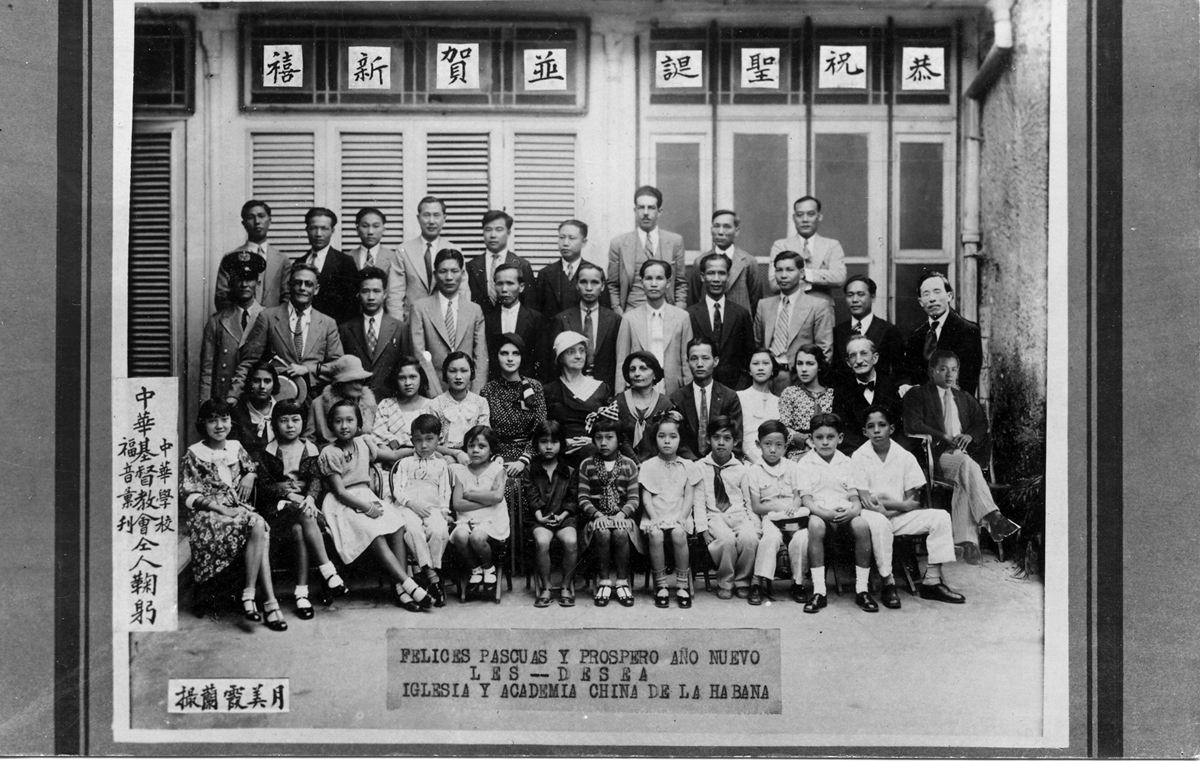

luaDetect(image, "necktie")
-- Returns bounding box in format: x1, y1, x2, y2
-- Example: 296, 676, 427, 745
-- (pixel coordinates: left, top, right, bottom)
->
241, 308, 249, 332
770, 296, 790, 359
292, 309, 306, 359
565, 262, 576, 283
424, 241, 434, 286
649, 311, 665, 363
712, 301, 723, 340
943, 388, 962, 438
923, 321, 938, 360
583, 307, 595, 370
852, 320, 862, 335
644, 233, 655, 260
711, 463, 731, 511
698, 386, 709, 456
487, 253, 500, 302
444, 299, 456, 345
367, 316, 378, 356
366, 249, 375, 269
803, 238, 812, 265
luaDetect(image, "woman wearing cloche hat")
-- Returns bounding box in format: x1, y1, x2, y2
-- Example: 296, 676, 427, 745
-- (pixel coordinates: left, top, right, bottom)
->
541, 331, 615, 468
307, 355, 379, 447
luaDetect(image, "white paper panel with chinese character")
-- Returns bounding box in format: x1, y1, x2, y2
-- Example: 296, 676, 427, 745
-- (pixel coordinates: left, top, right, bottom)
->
900, 47, 946, 90
348, 46, 392, 89
740, 47, 780, 89
523, 48, 567, 91
655, 49, 704, 89
436, 43, 480, 89
817, 45, 867, 89
262, 44, 304, 87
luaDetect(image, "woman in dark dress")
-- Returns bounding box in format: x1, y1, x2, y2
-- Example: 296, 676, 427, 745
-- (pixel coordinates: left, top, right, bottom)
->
541, 331, 613, 468
231, 360, 280, 457
613, 351, 673, 462
479, 332, 547, 478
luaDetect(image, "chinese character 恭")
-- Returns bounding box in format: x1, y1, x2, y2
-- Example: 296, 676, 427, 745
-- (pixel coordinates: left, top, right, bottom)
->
440, 45, 472, 85
824, 51, 864, 76
131, 570, 158, 596
223, 684, 247, 710
745, 52, 777, 83
528, 51, 564, 84
174, 685, 201, 710
353, 52, 388, 85
660, 54, 699, 81
266, 50, 301, 85
131, 598, 158, 626
905, 54, 941, 83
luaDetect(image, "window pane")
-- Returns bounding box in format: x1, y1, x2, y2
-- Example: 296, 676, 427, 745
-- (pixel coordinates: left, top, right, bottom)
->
813, 133, 869, 262
655, 143, 702, 251
899, 142, 943, 250
893, 262, 948, 334
733, 133, 789, 257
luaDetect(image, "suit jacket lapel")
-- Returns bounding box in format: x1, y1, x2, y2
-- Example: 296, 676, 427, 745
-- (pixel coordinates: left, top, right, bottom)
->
220, 310, 241, 342
727, 248, 746, 289
375, 317, 399, 362
681, 386, 700, 432
427, 298, 451, 346
271, 310, 296, 360
631, 306, 650, 348
455, 294, 470, 348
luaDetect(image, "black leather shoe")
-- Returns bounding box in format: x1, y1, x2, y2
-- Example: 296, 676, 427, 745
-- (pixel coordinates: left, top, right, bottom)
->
880, 584, 902, 609
676, 590, 692, 609
855, 592, 879, 612
748, 585, 763, 606
985, 512, 1021, 542
803, 593, 826, 613
789, 584, 808, 604
428, 580, 446, 608
655, 589, 671, 608
918, 582, 967, 604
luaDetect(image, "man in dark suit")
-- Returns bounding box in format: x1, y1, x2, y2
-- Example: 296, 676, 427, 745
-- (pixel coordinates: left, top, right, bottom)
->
686, 252, 754, 391
899, 271, 984, 396
466, 209, 536, 316
531, 218, 610, 319
669, 337, 743, 461
686, 209, 763, 317
338, 267, 412, 400
550, 262, 620, 389
833, 335, 905, 454
484, 264, 547, 382
295, 207, 359, 326
832, 274, 905, 383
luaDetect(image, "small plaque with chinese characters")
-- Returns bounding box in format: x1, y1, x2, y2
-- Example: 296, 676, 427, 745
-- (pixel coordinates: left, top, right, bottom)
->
263, 44, 304, 88
900, 47, 946, 90
817, 45, 867, 89
655, 49, 704, 89
523, 48, 567, 91
348, 46, 391, 90
436, 43, 480, 89
740, 47, 780, 89
169, 679, 289, 713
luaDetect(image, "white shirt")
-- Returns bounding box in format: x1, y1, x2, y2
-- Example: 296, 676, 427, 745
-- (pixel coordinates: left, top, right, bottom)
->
306, 245, 331, 273
855, 369, 878, 404
929, 310, 949, 340
942, 387, 962, 437
851, 440, 926, 503
288, 302, 311, 354
648, 306, 666, 364
500, 302, 520, 334
705, 295, 727, 330
737, 388, 780, 465
562, 256, 581, 283
850, 312, 875, 335
796, 448, 865, 510
638, 229, 659, 257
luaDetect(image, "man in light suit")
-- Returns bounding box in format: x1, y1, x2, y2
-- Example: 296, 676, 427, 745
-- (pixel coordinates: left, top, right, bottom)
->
607, 185, 688, 314
384, 195, 459, 321
345, 207, 401, 277
338, 267, 413, 400
831, 275, 905, 383
410, 248, 488, 395
686, 209, 763, 317
687, 252, 755, 391
484, 264, 547, 382
214, 200, 291, 311
201, 252, 266, 403
466, 210, 536, 316
753, 251, 835, 394
767, 195, 847, 307
295, 207, 360, 326
898, 271, 984, 396
532, 219, 611, 319
669, 337, 744, 461
551, 262, 621, 390
232, 263, 345, 400
615, 260, 693, 394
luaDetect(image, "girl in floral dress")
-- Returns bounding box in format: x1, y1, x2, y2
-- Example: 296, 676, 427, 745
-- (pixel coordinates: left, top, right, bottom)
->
778, 343, 835, 461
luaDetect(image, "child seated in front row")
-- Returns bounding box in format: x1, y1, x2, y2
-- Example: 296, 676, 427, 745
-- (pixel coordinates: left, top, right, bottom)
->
638, 410, 701, 609
746, 419, 814, 606
318, 400, 433, 612
386, 413, 453, 606
696, 417, 759, 601
851, 405, 965, 604
796, 412, 883, 614
254, 399, 349, 620
577, 408, 642, 607
449, 425, 510, 599
521, 420, 581, 608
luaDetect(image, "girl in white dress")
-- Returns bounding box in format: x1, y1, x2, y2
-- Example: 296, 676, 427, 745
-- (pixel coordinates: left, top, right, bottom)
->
449, 425, 510, 598
737, 348, 782, 465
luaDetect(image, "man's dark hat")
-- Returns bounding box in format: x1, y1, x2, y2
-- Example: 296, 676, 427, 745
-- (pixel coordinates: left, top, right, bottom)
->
222, 250, 268, 281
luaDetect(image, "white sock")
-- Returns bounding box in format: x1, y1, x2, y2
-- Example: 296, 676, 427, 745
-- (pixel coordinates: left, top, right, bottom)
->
855, 566, 870, 594
294, 584, 309, 598
294, 585, 311, 608
924, 563, 943, 585
318, 562, 337, 580
811, 567, 827, 596
241, 587, 256, 602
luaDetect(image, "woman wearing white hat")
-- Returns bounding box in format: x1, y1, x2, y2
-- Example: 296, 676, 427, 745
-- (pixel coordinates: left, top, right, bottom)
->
542, 331, 614, 467
307, 355, 379, 447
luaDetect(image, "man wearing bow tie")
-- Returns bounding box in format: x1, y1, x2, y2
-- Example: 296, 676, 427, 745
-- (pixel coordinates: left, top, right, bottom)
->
899, 272, 983, 396
767, 196, 847, 307
834, 335, 906, 455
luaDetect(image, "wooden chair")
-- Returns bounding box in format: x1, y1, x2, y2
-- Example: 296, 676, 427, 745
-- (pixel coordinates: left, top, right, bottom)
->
909, 433, 1012, 561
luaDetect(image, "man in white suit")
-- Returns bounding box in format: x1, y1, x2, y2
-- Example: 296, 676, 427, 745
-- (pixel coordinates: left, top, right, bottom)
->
607, 185, 688, 314
615, 260, 693, 394
767, 195, 847, 306
754, 251, 835, 394
384, 195, 459, 321
409, 248, 488, 395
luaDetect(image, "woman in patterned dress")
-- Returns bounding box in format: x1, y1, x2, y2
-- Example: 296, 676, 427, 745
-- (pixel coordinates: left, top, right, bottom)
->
480, 333, 547, 478
427, 352, 490, 461
778, 343, 835, 461
373, 354, 435, 464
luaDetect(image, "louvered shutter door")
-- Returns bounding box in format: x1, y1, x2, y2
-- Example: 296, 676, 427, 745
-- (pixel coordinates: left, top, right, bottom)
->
426, 133, 490, 259
251, 132, 316, 260
513, 133, 577, 271
128, 132, 174, 376
339, 133, 404, 251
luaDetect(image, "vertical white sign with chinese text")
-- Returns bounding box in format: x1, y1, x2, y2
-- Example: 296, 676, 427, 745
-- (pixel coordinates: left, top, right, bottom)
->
654, 49, 704, 88
262, 44, 304, 88
114, 377, 179, 632
740, 47, 780, 89
900, 47, 946, 90
348, 46, 391, 89
817, 45, 867, 89
523, 48, 567, 91
436, 43, 480, 89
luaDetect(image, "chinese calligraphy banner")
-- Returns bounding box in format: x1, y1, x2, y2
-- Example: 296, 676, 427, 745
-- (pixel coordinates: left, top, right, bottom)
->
655, 49, 703, 89
901, 46, 946, 90
817, 45, 867, 89
740, 48, 780, 89
436, 43, 480, 89
114, 377, 178, 632
262, 44, 304, 88
168, 679, 290, 713
348, 46, 391, 89
523, 48, 567, 91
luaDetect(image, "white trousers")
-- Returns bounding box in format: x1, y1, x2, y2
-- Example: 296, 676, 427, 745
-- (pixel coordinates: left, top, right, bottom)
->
754, 520, 808, 582
889, 508, 956, 565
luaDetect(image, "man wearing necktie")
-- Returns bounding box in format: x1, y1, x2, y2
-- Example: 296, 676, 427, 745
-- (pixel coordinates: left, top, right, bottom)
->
297, 207, 360, 326
384, 196, 459, 322
669, 337, 744, 461
831, 275, 905, 383
213, 200, 292, 310
696, 416, 758, 600
200, 251, 266, 403
346, 207, 401, 281
466, 210, 536, 316
606, 186, 688, 314
531, 219, 612, 319
550, 261, 622, 390
767, 196, 848, 308
483, 263, 547, 382
337, 266, 413, 400
899, 271, 984, 396
686, 252, 755, 391
753, 250, 836, 394
833, 335, 905, 454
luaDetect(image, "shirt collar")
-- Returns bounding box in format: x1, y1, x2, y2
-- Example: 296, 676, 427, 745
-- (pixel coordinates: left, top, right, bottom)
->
930, 311, 948, 330
437, 291, 456, 310
853, 313, 874, 332
705, 294, 726, 311
289, 302, 309, 320
857, 369, 878, 385
639, 228, 658, 247
501, 302, 520, 315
